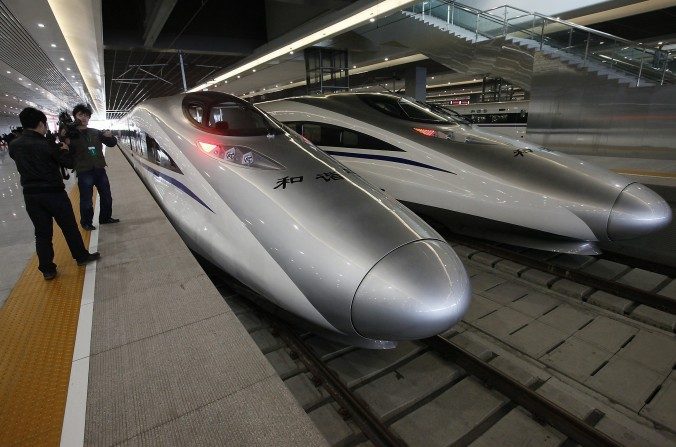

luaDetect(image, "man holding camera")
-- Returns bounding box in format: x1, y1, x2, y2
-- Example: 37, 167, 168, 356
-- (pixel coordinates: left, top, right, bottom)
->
9, 107, 100, 280
64, 103, 119, 231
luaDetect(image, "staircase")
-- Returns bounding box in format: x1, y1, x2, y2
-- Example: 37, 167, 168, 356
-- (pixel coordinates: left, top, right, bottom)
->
393, 1, 673, 89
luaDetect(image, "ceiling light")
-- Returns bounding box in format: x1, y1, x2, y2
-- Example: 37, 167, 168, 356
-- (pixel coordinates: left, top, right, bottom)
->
59, 57, 64, 61
384, 57, 389, 61
352, 65, 356, 68
18, 78, 22, 80
38, 23, 45, 28
66, 67, 71, 71
289, 51, 294, 55
369, 18, 375, 22
6, 71, 10, 74
253, 69, 256, 72
27, 83, 31, 85
189, 1, 419, 92
71, 75, 75, 78
50, 43, 56, 47
658, 41, 663, 45
237, 75, 241, 78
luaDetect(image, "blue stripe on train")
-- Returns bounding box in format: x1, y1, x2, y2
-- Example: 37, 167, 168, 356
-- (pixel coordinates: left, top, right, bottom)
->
139, 161, 215, 213
324, 151, 456, 175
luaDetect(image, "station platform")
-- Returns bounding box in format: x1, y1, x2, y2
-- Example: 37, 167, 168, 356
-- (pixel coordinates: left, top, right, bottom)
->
0, 148, 326, 446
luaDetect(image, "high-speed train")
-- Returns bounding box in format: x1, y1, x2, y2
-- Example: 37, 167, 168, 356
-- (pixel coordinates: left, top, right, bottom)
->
258, 93, 671, 254
121, 92, 470, 348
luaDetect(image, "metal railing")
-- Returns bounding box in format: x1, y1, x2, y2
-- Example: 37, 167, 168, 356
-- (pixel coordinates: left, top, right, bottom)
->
410, 1, 673, 86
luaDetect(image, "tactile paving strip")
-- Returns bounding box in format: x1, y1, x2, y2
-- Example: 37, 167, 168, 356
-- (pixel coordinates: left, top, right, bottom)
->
0, 188, 94, 446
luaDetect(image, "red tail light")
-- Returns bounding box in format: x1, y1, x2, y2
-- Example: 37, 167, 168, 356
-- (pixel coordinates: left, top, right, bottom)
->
197, 141, 218, 153
413, 127, 436, 137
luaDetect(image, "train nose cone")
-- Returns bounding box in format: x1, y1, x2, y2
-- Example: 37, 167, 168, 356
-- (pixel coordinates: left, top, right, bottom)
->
351, 240, 470, 341
607, 183, 672, 240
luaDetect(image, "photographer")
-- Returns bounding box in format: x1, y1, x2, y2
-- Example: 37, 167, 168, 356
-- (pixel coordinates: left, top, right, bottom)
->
9, 107, 100, 280
63, 103, 119, 231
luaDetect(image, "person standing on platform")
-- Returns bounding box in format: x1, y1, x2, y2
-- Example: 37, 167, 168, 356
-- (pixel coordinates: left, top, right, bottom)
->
9, 107, 100, 280
64, 103, 119, 231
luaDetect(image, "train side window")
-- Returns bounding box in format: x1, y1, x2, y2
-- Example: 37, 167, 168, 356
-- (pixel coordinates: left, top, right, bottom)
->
341, 130, 358, 146
138, 131, 148, 157
300, 123, 321, 144
145, 133, 183, 174
292, 121, 403, 152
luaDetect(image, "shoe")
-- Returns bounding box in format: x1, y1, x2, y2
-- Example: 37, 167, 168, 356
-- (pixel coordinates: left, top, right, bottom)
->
82, 223, 97, 231
43, 271, 57, 280
77, 252, 100, 266
100, 218, 120, 224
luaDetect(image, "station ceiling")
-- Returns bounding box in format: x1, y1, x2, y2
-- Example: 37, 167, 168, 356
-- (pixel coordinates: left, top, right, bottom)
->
0, 0, 675, 125
102, 0, 360, 119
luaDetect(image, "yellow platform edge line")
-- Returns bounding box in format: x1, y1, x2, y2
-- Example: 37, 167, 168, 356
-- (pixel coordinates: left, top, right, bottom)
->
0, 188, 95, 446
611, 168, 676, 179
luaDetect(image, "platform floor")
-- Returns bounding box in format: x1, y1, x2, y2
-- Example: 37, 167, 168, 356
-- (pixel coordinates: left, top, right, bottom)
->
1, 145, 674, 446
0, 148, 325, 446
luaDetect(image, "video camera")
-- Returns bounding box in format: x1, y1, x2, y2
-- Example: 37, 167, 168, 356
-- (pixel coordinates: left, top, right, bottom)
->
58, 110, 79, 140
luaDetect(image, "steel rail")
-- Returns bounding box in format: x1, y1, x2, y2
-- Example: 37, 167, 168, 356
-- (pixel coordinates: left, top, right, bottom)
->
216, 276, 406, 447
423, 336, 621, 447
598, 250, 676, 279
441, 231, 676, 315
275, 325, 407, 447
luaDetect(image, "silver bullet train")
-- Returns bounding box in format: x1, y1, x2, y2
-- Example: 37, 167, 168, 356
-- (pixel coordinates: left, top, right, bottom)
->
258, 93, 672, 255
121, 92, 470, 348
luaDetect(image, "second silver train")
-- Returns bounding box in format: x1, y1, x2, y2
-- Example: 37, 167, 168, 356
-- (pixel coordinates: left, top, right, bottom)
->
258, 93, 671, 254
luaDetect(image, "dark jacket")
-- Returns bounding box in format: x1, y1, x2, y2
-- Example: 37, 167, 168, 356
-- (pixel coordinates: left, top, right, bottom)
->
9, 130, 74, 194
69, 128, 117, 173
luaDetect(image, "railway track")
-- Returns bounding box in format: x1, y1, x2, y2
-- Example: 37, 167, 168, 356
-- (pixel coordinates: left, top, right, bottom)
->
438, 231, 675, 332
198, 257, 674, 447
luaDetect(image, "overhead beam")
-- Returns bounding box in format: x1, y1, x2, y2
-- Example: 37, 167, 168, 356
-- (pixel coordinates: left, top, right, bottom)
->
143, 0, 178, 48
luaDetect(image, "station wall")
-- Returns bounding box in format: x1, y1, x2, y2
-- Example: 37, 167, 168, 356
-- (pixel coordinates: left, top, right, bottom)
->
526, 52, 676, 159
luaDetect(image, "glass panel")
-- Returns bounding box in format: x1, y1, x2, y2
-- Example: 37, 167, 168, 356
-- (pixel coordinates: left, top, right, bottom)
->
187, 105, 202, 124
207, 101, 282, 136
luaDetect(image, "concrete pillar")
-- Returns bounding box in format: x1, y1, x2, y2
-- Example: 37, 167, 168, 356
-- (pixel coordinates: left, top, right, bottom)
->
405, 66, 427, 101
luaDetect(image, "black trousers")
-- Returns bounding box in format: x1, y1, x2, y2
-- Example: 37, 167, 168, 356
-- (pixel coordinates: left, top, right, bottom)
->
24, 191, 89, 273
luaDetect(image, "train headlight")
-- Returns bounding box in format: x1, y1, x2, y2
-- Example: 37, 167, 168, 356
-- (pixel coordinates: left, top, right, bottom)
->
197, 141, 283, 170
413, 127, 454, 140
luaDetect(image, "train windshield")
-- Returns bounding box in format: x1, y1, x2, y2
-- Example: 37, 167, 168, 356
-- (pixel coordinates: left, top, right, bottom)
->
425, 103, 472, 125
207, 101, 283, 136
184, 95, 284, 137
359, 94, 459, 125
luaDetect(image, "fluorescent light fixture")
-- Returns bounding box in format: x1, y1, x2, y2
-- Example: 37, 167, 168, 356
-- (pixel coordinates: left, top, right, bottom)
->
189, 0, 413, 92
242, 54, 427, 99
50, 43, 57, 47
59, 57, 65, 61
37, 23, 45, 28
